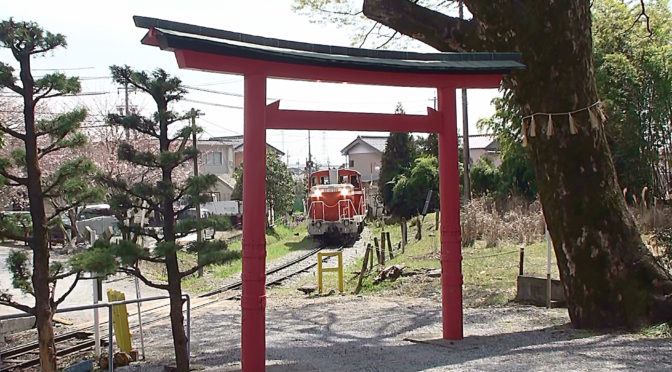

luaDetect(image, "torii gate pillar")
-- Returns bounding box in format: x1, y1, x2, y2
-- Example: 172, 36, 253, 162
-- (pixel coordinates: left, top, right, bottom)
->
438, 87, 463, 339
241, 73, 268, 371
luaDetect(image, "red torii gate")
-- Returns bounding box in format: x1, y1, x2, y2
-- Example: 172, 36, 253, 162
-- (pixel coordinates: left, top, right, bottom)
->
135, 16, 522, 371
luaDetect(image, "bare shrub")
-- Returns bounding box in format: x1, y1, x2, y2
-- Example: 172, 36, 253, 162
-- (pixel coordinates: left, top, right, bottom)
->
650, 228, 672, 274
632, 202, 672, 233
460, 196, 544, 247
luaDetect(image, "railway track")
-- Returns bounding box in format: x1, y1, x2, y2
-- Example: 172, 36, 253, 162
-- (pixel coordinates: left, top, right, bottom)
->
0, 242, 345, 371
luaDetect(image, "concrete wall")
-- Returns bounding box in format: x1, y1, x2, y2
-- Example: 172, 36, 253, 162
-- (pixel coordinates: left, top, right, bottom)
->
516, 275, 566, 307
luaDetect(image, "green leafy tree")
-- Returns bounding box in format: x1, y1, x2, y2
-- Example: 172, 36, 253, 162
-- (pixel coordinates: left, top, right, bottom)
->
479, 92, 537, 199
232, 151, 296, 223
390, 156, 439, 218
416, 133, 439, 158
380, 103, 416, 208
76, 66, 238, 372
0, 19, 102, 371
296, 0, 672, 328
593, 0, 672, 199
469, 157, 500, 197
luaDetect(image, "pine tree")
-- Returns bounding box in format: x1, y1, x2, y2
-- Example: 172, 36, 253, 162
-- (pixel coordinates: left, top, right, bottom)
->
379, 103, 416, 209
232, 151, 295, 225
75, 65, 238, 371
0, 19, 102, 371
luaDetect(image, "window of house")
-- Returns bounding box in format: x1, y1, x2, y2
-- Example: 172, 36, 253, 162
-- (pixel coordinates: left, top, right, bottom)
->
349, 160, 354, 167
205, 152, 223, 165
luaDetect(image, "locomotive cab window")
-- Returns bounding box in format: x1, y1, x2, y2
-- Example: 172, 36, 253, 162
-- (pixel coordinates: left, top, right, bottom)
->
311, 177, 317, 186
320, 176, 329, 185
340, 175, 348, 184
350, 175, 360, 188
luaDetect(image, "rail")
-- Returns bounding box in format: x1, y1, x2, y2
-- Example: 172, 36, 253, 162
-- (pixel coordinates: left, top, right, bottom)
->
0, 295, 191, 372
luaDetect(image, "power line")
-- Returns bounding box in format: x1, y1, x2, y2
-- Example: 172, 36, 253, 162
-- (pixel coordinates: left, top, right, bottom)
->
182, 98, 243, 110
32, 67, 94, 71
199, 117, 242, 136
183, 85, 243, 97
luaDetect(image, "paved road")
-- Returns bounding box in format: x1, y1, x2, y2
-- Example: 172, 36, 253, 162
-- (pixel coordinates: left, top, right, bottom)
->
0, 243, 166, 323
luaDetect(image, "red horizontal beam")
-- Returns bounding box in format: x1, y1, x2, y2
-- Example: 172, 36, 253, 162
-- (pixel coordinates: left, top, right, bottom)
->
174, 49, 503, 89
265, 101, 443, 133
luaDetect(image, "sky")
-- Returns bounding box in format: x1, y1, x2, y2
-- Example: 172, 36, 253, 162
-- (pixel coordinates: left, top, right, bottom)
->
0, 0, 501, 168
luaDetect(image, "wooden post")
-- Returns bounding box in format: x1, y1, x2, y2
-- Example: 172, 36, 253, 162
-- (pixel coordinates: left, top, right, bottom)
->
374, 237, 381, 264
369, 241, 374, 269
401, 218, 407, 253
519, 246, 525, 276
386, 231, 393, 259
380, 232, 386, 265
415, 217, 422, 240
435, 210, 440, 229
355, 245, 371, 294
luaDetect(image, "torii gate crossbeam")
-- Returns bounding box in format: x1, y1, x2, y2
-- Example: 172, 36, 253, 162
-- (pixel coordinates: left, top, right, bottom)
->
134, 16, 523, 372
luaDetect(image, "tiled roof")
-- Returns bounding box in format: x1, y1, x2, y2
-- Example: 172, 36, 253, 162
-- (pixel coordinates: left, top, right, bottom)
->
341, 135, 388, 155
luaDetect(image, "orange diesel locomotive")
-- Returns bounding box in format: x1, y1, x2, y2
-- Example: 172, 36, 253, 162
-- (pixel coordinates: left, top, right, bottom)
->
307, 168, 366, 240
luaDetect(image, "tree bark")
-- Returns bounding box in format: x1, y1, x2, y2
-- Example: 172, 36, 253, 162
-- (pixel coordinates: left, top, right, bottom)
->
363, 0, 672, 328
18, 52, 57, 371
158, 99, 189, 371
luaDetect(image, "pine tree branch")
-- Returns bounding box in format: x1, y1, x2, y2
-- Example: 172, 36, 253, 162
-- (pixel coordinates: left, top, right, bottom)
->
118, 266, 168, 290
0, 169, 28, 186
0, 124, 26, 141
0, 294, 34, 314
141, 255, 167, 264
42, 172, 68, 197
0, 227, 30, 243
53, 271, 81, 307
38, 142, 70, 159
50, 269, 79, 282
179, 264, 202, 279
3, 83, 22, 95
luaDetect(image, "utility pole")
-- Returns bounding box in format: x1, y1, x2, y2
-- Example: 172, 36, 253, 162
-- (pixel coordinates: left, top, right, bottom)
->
190, 108, 204, 277
117, 82, 136, 140
459, 0, 471, 201
307, 130, 312, 174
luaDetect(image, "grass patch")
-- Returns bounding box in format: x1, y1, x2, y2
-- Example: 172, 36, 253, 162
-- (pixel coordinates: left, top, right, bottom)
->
640, 323, 672, 338
143, 223, 314, 294
294, 213, 558, 307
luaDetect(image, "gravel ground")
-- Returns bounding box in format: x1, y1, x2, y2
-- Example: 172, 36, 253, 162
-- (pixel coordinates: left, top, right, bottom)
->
120, 294, 672, 371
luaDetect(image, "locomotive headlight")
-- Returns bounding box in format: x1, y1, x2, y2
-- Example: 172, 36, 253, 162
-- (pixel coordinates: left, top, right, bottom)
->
312, 189, 322, 198
340, 188, 351, 196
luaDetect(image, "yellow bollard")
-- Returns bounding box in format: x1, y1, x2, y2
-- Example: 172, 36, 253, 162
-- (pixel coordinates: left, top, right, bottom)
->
317, 252, 343, 294
106, 289, 132, 354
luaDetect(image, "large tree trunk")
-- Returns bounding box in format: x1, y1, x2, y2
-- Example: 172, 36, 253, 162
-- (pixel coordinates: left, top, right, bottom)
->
19, 54, 57, 371
166, 252, 189, 371
363, 0, 672, 328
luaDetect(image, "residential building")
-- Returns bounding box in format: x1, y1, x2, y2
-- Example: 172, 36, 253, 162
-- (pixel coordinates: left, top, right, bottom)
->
462, 134, 501, 166
196, 136, 286, 202
340, 135, 387, 184
341, 135, 388, 216
208, 135, 285, 168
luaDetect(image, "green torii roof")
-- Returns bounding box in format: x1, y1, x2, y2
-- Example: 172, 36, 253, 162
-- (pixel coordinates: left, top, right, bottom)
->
134, 16, 524, 75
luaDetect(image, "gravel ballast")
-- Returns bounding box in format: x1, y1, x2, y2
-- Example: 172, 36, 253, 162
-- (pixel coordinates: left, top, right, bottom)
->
126, 295, 672, 371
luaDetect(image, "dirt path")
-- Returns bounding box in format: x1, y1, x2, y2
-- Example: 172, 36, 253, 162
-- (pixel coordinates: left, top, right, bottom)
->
124, 295, 672, 371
